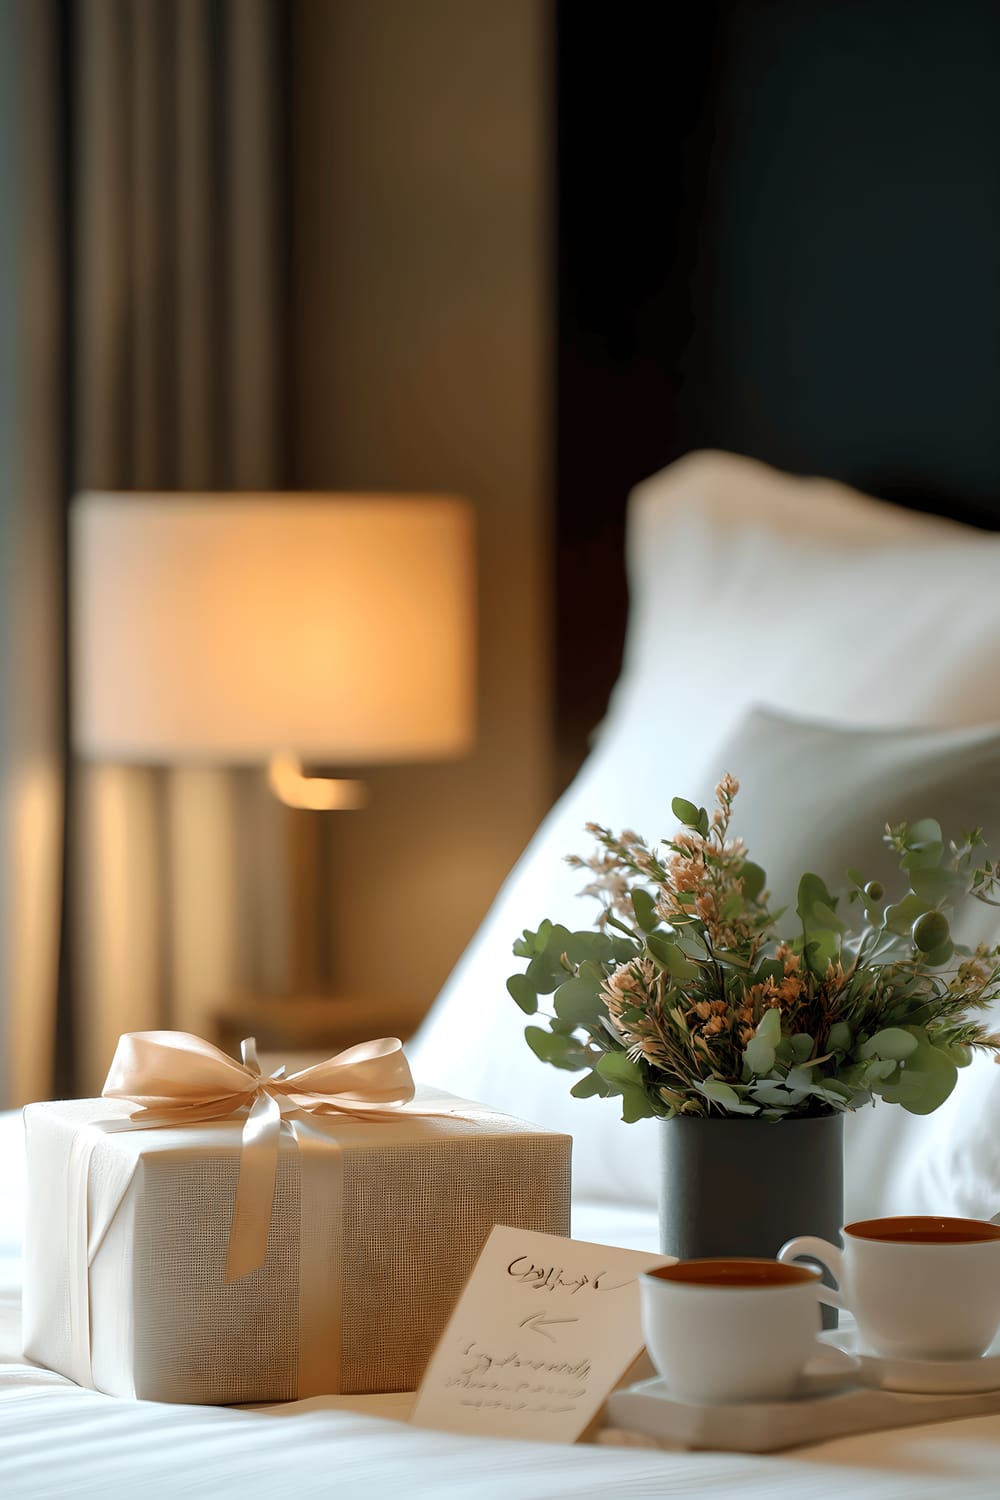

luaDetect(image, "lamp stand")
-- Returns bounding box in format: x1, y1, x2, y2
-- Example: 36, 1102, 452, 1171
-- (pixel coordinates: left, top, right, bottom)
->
287, 799, 325, 995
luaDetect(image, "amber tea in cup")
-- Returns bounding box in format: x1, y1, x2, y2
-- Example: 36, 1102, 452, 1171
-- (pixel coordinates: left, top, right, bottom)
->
647, 1259, 820, 1288
849, 1217, 1000, 1245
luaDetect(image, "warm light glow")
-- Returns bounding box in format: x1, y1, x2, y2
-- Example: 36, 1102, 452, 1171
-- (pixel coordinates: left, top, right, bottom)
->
70, 492, 476, 766
5, 757, 63, 1106
267, 752, 367, 811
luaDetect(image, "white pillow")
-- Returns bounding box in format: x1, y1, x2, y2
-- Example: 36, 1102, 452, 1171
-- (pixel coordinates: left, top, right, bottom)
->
609, 448, 1000, 740
409, 452, 1000, 1206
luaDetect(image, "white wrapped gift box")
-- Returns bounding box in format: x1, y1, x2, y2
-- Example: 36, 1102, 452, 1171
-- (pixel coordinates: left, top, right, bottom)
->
22, 1088, 571, 1404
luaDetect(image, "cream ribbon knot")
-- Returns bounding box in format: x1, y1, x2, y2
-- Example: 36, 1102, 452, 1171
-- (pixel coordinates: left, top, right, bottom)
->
102, 1029, 415, 1281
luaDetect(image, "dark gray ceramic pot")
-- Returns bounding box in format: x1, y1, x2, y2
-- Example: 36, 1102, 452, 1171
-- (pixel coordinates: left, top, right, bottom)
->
659, 1112, 844, 1326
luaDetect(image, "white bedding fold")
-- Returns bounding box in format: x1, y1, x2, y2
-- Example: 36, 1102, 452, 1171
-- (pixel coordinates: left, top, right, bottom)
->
3, 1370, 1000, 1500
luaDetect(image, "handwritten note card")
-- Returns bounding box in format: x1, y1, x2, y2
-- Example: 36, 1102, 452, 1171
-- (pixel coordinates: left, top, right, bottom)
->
409, 1225, 668, 1443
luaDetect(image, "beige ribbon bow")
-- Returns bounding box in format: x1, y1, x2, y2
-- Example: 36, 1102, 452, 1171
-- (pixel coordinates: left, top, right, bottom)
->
102, 1029, 415, 1281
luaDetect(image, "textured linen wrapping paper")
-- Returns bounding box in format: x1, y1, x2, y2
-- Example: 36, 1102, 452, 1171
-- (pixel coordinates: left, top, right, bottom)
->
21, 1091, 572, 1404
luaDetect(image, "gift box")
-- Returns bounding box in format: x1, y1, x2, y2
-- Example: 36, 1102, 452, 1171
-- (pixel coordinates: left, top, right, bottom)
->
21, 1032, 571, 1405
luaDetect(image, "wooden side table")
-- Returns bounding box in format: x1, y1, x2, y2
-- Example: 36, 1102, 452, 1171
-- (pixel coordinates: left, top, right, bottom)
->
214, 992, 422, 1069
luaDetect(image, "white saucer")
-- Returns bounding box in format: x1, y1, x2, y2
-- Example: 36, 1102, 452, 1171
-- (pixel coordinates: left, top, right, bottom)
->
820, 1326, 1000, 1394
635, 1341, 862, 1407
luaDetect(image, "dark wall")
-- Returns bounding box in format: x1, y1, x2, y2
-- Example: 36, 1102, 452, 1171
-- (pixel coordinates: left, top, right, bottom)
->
556, 0, 1000, 784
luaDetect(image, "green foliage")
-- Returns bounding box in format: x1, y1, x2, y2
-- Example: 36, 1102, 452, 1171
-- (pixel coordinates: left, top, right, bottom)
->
631, 887, 660, 933
508, 779, 1000, 1123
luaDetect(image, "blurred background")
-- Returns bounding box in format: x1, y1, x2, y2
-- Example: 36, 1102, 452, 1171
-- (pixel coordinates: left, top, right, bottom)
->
3, 0, 1000, 1106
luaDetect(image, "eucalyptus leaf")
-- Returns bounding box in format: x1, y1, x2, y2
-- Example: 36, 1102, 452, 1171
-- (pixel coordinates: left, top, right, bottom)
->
750, 1083, 808, 1107
591, 1052, 660, 1120
620, 1085, 659, 1122
533, 919, 553, 951
671, 796, 703, 828
525, 953, 566, 995
756, 1006, 783, 1046
697, 1078, 742, 1106
631, 888, 660, 934
755, 958, 786, 986
904, 847, 946, 874
876, 1039, 958, 1114
562, 929, 616, 965
743, 1034, 776, 1074
553, 976, 606, 1028
570, 1071, 611, 1099
906, 818, 943, 849
695, 1078, 760, 1115
646, 932, 701, 980
923, 938, 955, 968
506, 973, 538, 1014
819, 1079, 858, 1101
523, 1025, 588, 1071
862, 1058, 900, 1084
579, 957, 610, 985
858, 1027, 920, 1062
827, 1021, 852, 1052
549, 923, 574, 947
803, 930, 840, 975
797, 872, 845, 933
595, 1050, 646, 1087
901, 819, 945, 871
883, 894, 931, 935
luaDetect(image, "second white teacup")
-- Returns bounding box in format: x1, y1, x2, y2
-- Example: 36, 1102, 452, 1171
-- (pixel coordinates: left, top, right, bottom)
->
639, 1257, 824, 1404
778, 1215, 1000, 1361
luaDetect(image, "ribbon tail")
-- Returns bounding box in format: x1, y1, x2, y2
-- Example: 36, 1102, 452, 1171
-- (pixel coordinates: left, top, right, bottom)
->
224, 1088, 282, 1282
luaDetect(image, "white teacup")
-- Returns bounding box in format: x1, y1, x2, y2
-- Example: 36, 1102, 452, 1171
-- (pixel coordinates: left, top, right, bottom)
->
778, 1215, 1000, 1361
639, 1257, 824, 1404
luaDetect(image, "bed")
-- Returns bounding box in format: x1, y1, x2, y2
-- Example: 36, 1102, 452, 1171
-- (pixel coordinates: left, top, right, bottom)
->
6, 451, 1000, 1498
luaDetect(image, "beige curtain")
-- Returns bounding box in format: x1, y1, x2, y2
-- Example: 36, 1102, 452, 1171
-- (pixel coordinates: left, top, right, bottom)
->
71, 0, 293, 1092
0, 0, 64, 1108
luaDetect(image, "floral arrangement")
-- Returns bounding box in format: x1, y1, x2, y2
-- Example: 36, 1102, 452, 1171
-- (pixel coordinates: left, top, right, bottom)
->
507, 776, 1000, 1122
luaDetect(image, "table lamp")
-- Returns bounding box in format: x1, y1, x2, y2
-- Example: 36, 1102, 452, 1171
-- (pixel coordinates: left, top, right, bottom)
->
69, 491, 475, 1040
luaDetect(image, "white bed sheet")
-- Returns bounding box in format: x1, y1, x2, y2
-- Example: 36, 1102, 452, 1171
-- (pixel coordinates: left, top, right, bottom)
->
3, 1110, 1000, 1500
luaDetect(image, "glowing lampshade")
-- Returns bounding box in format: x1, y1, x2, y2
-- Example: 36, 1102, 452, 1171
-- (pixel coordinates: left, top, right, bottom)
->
70, 493, 475, 774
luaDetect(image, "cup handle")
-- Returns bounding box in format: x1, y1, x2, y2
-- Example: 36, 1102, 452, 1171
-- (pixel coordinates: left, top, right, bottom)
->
777, 1234, 845, 1312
